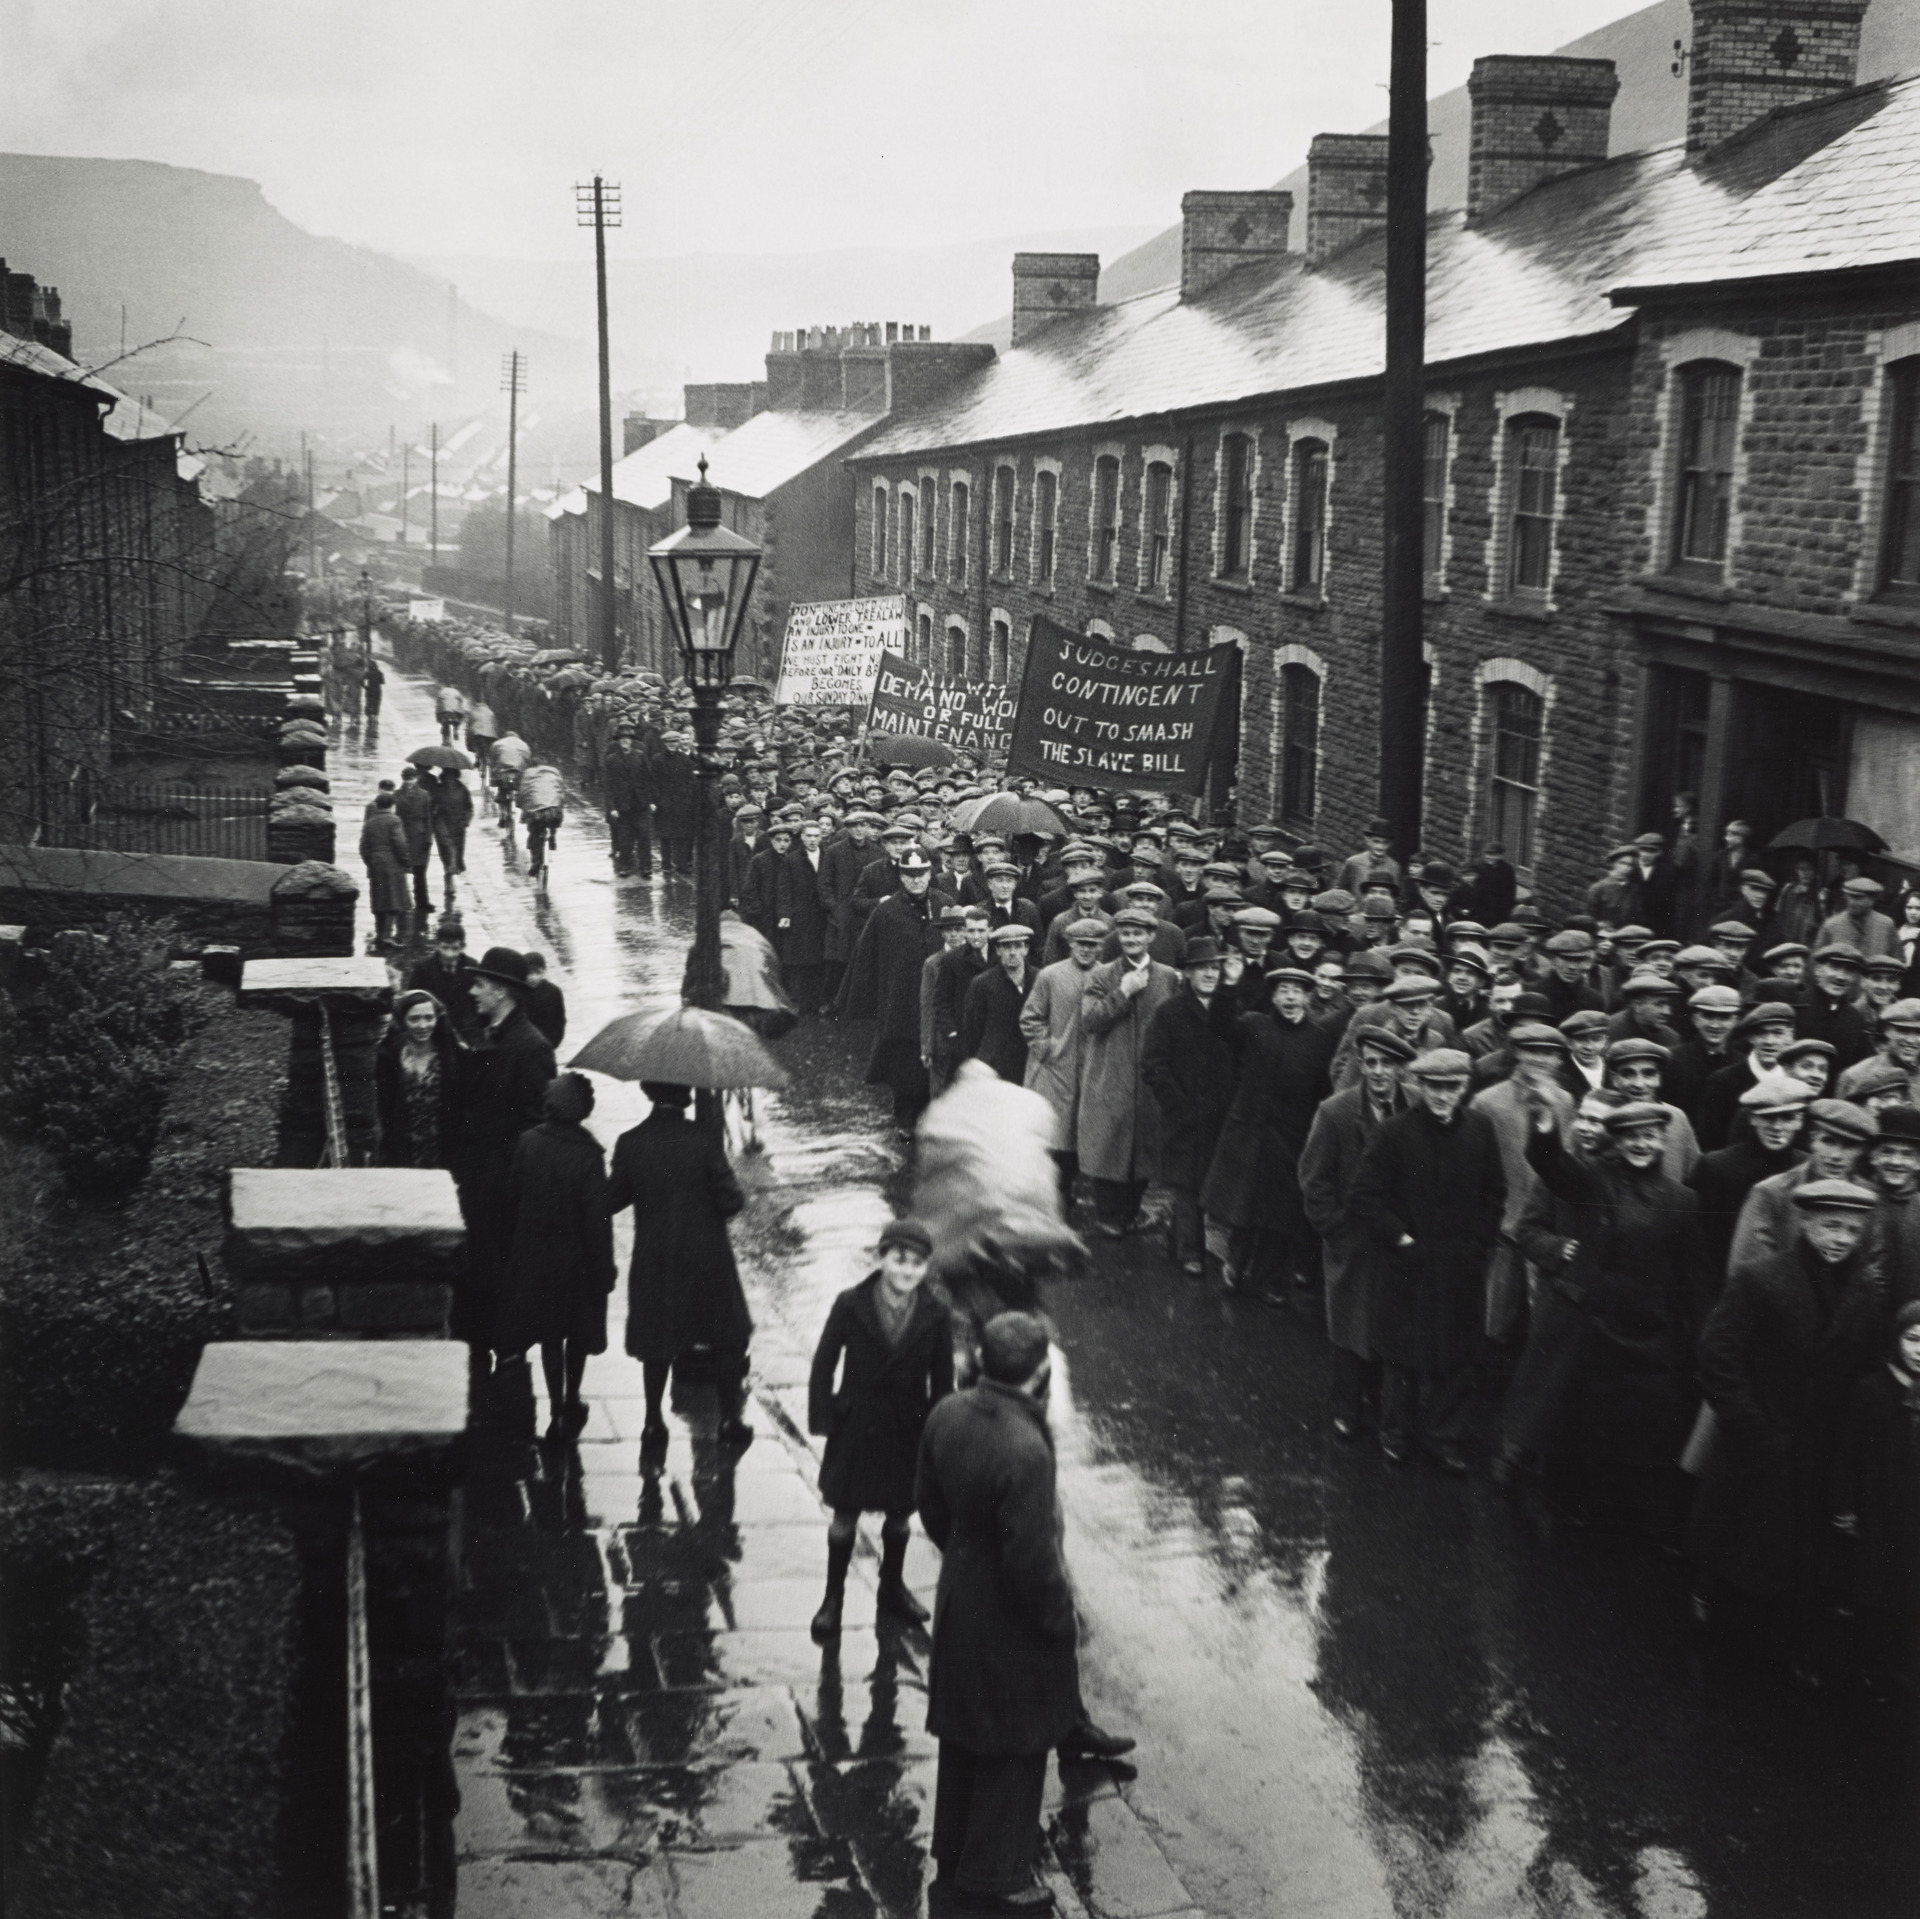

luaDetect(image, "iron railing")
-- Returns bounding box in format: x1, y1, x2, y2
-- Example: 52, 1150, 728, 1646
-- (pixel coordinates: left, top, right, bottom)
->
36, 780, 273, 861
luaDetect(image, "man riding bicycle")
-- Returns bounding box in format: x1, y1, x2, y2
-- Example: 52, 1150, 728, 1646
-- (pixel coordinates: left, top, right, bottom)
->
490, 731, 531, 826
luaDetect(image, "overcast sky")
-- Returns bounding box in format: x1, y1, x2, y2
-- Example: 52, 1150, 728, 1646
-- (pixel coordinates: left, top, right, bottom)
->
7, 0, 1650, 261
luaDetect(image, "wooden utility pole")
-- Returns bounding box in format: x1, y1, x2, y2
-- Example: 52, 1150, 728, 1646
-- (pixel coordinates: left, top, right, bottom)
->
399, 438, 410, 544
429, 422, 439, 565
1379, 0, 1428, 862
576, 176, 624, 671
500, 352, 527, 633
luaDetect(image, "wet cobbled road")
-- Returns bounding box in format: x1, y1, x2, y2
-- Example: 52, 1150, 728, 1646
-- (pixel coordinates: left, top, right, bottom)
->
334, 657, 1914, 1919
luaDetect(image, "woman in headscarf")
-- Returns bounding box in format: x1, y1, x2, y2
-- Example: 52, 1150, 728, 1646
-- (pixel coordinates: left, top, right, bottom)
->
496, 1072, 616, 1441
374, 988, 461, 1168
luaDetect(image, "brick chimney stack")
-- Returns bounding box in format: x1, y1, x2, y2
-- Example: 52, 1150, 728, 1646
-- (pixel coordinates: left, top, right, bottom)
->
1180, 191, 1292, 299
1466, 55, 1619, 223
1010, 254, 1100, 347
1685, 0, 1867, 153
1306, 135, 1392, 263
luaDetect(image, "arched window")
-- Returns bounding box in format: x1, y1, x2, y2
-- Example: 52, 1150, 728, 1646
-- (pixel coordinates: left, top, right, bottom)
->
1672, 363, 1741, 574
1422, 411, 1451, 581
920, 475, 939, 576
1033, 468, 1058, 586
871, 483, 889, 578
1486, 679, 1545, 866
916, 611, 933, 665
990, 616, 1010, 681
1290, 438, 1329, 592
1091, 453, 1121, 583
950, 481, 970, 587
1878, 357, 1920, 601
1279, 662, 1320, 823
992, 464, 1016, 575
946, 623, 968, 677
898, 489, 916, 589
1143, 459, 1174, 591
1506, 417, 1559, 595
1219, 432, 1253, 578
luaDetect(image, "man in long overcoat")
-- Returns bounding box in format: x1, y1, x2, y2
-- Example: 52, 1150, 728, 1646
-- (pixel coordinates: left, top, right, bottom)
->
395, 766, 436, 916
1689, 1178, 1886, 1672
447, 949, 558, 1354
358, 791, 413, 951
1349, 1049, 1507, 1469
819, 811, 883, 1004
602, 723, 655, 877
1139, 937, 1236, 1275
780, 821, 832, 1014
958, 925, 1037, 1083
653, 733, 697, 875
916, 1313, 1079, 1911
1201, 965, 1338, 1301
1077, 907, 1181, 1237
1299, 1025, 1412, 1439
1020, 919, 1107, 1203
840, 850, 954, 1134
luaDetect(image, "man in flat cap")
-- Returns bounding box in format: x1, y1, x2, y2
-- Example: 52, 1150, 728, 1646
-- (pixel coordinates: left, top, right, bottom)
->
1728, 1099, 1880, 1274
1666, 985, 1744, 1127
1690, 1176, 1887, 1677
1688, 1071, 1812, 1288
1020, 918, 1111, 1208
1818, 876, 1898, 960
841, 849, 956, 1137
959, 926, 1039, 1084
1839, 995, 1920, 1108
1349, 1050, 1507, 1470
1141, 937, 1238, 1278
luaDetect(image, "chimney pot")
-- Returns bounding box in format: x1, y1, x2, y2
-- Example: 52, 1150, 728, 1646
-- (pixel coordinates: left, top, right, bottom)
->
1180, 190, 1293, 298
1466, 55, 1619, 223
1685, 0, 1867, 154
1010, 253, 1101, 347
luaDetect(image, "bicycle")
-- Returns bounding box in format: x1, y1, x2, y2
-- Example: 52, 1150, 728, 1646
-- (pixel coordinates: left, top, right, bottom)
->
525, 809, 560, 898
493, 773, 519, 848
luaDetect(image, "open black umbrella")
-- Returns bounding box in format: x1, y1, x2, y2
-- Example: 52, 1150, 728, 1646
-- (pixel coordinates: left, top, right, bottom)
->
948, 791, 1070, 839
528, 647, 588, 666
868, 732, 958, 771
1768, 816, 1887, 854
407, 744, 473, 770
570, 1006, 790, 1089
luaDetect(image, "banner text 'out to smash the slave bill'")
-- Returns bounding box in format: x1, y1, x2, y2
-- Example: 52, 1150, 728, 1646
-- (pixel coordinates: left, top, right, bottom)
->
1006, 615, 1235, 794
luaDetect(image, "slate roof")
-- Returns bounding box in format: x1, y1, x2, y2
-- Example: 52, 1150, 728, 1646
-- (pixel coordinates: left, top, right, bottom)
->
0, 330, 119, 400
686, 405, 886, 501
857, 73, 1920, 460
586, 422, 714, 512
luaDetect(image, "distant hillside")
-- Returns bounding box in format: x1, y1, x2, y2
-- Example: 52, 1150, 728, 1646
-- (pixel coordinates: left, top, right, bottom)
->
414, 226, 1159, 400
0, 154, 585, 447
1000, 0, 1920, 331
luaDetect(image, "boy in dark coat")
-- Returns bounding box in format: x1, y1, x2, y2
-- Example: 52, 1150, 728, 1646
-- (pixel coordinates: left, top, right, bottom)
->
807, 1218, 954, 1641
916, 1311, 1079, 1912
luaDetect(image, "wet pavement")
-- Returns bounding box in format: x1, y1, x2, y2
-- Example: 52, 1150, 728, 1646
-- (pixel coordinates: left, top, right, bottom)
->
334, 658, 1913, 1918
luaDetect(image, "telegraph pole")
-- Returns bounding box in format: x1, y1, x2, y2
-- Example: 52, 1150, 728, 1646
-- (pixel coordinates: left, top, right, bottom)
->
1379, 0, 1428, 862
500, 352, 527, 634
399, 437, 410, 544
576, 175, 624, 671
429, 422, 439, 565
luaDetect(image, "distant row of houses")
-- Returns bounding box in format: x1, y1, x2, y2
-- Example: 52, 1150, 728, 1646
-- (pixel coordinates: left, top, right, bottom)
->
569, 0, 1917, 906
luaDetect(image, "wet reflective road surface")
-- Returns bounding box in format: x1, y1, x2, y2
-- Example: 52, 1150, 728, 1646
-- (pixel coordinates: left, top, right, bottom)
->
338, 661, 1913, 1917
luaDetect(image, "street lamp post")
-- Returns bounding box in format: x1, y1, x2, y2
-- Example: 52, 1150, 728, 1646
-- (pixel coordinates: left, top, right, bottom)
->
648, 457, 761, 1017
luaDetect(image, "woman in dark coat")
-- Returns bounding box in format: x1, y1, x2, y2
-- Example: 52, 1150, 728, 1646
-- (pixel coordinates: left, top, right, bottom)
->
496, 1073, 616, 1439
807, 1217, 954, 1640
608, 1081, 754, 1449
374, 988, 461, 1168
1689, 1180, 1886, 1670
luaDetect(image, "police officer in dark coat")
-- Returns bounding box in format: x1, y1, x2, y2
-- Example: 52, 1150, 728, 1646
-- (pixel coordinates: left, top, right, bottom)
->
1140, 937, 1236, 1276
1349, 1049, 1507, 1470
807, 1218, 953, 1640
447, 948, 558, 1354
916, 1312, 1079, 1912
840, 849, 955, 1134
1689, 1178, 1887, 1673
602, 722, 655, 877
958, 925, 1037, 1083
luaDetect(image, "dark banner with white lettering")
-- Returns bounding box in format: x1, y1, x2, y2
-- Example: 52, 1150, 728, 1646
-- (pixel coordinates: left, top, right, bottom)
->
1005, 615, 1236, 794
867, 651, 1017, 757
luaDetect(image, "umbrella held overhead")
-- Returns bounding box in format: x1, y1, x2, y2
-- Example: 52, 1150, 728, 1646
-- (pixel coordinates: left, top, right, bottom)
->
570, 1006, 790, 1090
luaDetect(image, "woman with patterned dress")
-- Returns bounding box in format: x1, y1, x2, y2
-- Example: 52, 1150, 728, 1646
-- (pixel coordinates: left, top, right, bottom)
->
375, 989, 461, 1168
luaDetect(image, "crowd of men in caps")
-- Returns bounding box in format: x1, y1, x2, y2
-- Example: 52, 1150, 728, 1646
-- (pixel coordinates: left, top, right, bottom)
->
361, 673, 1920, 1720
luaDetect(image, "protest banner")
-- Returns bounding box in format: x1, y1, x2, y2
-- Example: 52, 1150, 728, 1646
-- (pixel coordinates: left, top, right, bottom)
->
868, 651, 1017, 757
408, 598, 446, 622
772, 595, 905, 706
1005, 614, 1235, 794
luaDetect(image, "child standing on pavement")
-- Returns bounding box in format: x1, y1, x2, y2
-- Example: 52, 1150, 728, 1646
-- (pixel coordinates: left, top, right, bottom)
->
807, 1217, 954, 1641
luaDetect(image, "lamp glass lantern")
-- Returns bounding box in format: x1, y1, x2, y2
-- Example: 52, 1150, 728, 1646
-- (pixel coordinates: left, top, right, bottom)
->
648, 457, 762, 691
